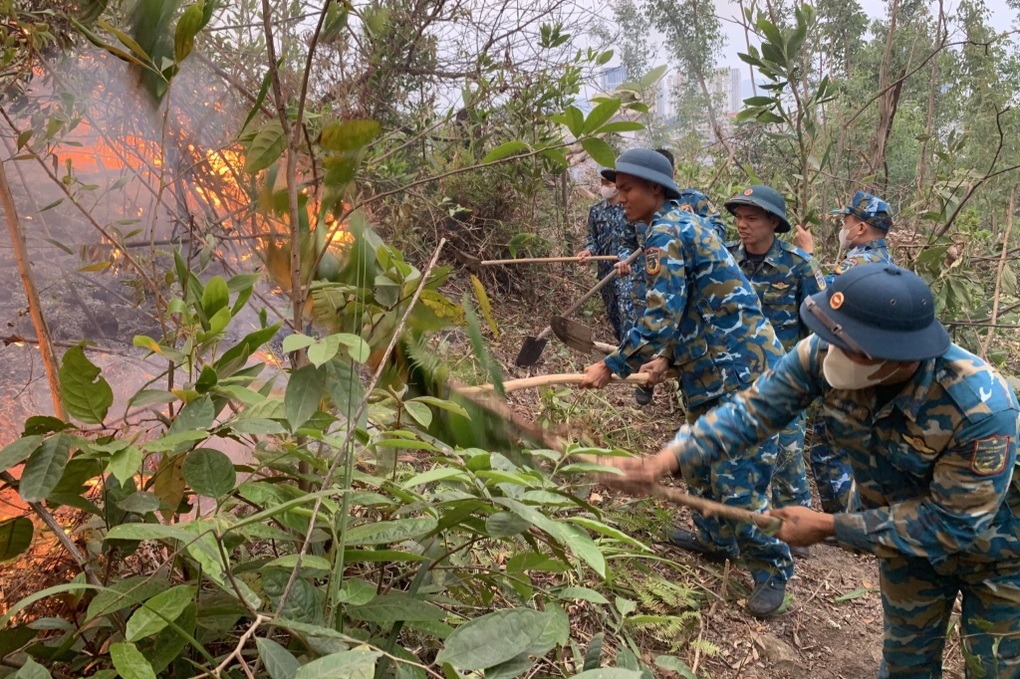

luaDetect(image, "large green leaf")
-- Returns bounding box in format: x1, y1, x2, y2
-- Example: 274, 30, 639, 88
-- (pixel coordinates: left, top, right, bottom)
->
285, 365, 325, 431
483, 141, 529, 164
20, 435, 70, 503
125, 585, 195, 641
346, 593, 446, 623
344, 517, 438, 546
201, 275, 229, 319
0, 518, 33, 562
174, 1, 206, 62
583, 99, 622, 134
12, 657, 50, 679
436, 608, 548, 670
110, 642, 157, 679
182, 448, 236, 498
568, 670, 644, 679
654, 655, 697, 679
245, 120, 287, 173
319, 119, 381, 152
293, 648, 382, 679
581, 137, 616, 168
257, 637, 300, 679
0, 435, 42, 472
59, 346, 113, 424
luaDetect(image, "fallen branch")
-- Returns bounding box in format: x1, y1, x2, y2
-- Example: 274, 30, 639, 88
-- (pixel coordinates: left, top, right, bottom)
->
458, 372, 656, 395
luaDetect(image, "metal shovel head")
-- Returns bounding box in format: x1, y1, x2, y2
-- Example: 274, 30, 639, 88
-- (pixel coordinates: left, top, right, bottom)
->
514, 336, 548, 367
551, 315, 595, 354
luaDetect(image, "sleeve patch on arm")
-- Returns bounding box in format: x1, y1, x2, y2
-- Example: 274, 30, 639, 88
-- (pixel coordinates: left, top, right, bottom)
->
814, 269, 827, 289
834, 259, 856, 275
646, 247, 662, 276
969, 436, 1011, 476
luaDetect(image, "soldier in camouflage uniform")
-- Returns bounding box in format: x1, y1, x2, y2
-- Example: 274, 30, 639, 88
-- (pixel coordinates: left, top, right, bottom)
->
723, 186, 824, 520
580, 148, 792, 617
797, 191, 896, 512
578, 173, 631, 341
604, 263, 1020, 677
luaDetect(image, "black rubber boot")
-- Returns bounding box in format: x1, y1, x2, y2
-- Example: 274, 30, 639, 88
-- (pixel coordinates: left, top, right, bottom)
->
634, 385, 654, 406
664, 528, 730, 564
746, 576, 787, 618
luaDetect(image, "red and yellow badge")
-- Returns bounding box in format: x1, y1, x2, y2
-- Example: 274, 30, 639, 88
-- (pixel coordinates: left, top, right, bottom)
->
743, 188, 753, 196
900, 433, 936, 455
830, 292, 844, 310
970, 436, 1011, 476
646, 247, 662, 276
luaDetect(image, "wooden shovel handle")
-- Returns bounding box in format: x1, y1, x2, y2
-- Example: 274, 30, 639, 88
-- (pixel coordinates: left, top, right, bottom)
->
482, 256, 618, 265
458, 372, 662, 395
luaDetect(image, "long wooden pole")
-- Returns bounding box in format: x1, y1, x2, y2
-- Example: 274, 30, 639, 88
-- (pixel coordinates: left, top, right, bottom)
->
457, 372, 655, 395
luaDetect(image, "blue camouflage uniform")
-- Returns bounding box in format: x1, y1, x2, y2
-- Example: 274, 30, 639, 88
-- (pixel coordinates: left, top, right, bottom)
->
619, 190, 728, 333
585, 199, 632, 341
603, 201, 792, 586
727, 237, 826, 509
669, 336, 1020, 678
812, 192, 896, 512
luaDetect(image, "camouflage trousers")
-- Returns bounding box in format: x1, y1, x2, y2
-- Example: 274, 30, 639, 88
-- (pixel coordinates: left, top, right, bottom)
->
767, 413, 812, 509
676, 391, 794, 585
878, 555, 1020, 678
809, 417, 854, 513
617, 271, 645, 337
599, 279, 625, 342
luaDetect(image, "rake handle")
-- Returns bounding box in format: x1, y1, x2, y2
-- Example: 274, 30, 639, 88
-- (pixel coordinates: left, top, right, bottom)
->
482, 256, 618, 265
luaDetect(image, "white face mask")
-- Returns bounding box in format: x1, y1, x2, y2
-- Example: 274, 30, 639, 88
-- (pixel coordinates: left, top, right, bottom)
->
600, 185, 618, 200
838, 226, 855, 249
822, 345, 915, 390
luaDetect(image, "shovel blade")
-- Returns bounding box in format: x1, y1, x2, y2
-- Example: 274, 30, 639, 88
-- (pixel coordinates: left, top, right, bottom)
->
514, 336, 548, 367
551, 315, 595, 354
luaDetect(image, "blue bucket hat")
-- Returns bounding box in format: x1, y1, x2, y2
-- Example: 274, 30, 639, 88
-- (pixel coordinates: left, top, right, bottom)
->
831, 191, 894, 231
723, 185, 792, 233
800, 263, 949, 361
600, 149, 681, 200
674, 189, 719, 219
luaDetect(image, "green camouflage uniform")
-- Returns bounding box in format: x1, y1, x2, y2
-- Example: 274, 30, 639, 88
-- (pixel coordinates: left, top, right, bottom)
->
671, 336, 1020, 678
727, 237, 826, 509
603, 201, 792, 585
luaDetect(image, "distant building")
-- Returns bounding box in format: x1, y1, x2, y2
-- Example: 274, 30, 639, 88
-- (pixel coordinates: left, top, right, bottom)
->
708, 67, 742, 115
601, 65, 629, 91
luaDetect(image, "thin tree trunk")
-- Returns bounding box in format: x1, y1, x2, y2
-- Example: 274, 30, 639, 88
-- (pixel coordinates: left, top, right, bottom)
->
0, 161, 66, 419
871, 0, 900, 179
979, 185, 1016, 360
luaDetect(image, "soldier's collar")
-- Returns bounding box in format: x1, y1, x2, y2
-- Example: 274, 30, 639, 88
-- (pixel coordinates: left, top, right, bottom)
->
860, 238, 887, 251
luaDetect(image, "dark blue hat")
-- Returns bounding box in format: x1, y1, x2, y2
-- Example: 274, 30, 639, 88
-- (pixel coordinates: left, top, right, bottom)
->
831, 191, 893, 231
723, 185, 792, 233
800, 263, 949, 361
600, 149, 681, 200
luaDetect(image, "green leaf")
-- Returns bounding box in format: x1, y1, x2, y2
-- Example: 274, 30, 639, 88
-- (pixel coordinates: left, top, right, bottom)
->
559, 523, 606, 578
436, 608, 549, 670
59, 345, 113, 424
20, 435, 70, 503
403, 401, 433, 428
581, 137, 615, 167
264, 554, 332, 573
0, 436, 42, 472
0, 518, 33, 562
408, 396, 468, 418
568, 670, 644, 679
125, 585, 195, 641
345, 517, 438, 546
282, 334, 316, 353
285, 365, 325, 431
110, 642, 157, 679
583, 99, 622, 134
12, 657, 50, 679
483, 141, 529, 164
835, 587, 879, 603
85, 577, 166, 622
556, 587, 609, 605
174, 1, 206, 62
484, 512, 531, 538
346, 593, 446, 623
201, 275, 229, 318
106, 524, 193, 542
565, 106, 585, 137
336, 334, 370, 363
257, 638, 300, 679
307, 335, 340, 368
402, 467, 469, 488
115, 492, 160, 514
182, 448, 236, 499
319, 119, 381, 152
293, 648, 382, 679
595, 121, 644, 134
245, 120, 287, 173
654, 656, 697, 679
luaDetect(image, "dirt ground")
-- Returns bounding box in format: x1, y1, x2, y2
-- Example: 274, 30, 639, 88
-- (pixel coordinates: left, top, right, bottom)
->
475, 262, 967, 679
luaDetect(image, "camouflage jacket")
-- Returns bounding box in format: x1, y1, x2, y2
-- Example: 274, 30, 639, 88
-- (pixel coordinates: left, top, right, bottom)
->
603, 202, 784, 409
727, 237, 826, 351
671, 335, 1020, 571
619, 192, 727, 264
585, 199, 628, 278
826, 238, 893, 286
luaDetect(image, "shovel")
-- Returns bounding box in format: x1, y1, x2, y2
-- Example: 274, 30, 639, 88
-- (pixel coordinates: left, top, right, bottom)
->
515, 248, 643, 367
551, 316, 617, 355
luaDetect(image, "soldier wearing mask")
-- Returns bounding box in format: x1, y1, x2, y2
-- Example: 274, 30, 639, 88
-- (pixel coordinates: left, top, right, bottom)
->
600, 263, 1020, 678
